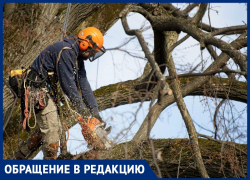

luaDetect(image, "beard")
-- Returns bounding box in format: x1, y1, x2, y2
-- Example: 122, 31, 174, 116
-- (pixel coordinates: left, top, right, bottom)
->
79, 51, 89, 60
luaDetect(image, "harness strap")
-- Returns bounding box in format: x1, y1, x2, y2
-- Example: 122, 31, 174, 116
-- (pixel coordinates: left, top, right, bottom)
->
56, 46, 81, 96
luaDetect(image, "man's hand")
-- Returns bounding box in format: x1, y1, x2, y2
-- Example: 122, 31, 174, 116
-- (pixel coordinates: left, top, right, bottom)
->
93, 113, 106, 128
93, 113, 112, 134
93, 113, 104, 123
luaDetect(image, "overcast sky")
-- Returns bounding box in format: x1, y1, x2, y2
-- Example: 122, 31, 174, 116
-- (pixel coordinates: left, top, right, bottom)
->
34, 3, 247, 159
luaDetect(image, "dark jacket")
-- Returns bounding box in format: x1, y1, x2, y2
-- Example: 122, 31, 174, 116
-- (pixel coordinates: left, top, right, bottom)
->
31, 36, 98, 115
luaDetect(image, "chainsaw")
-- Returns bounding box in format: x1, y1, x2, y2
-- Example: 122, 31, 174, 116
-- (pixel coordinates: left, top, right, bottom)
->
77, 116, 112, 149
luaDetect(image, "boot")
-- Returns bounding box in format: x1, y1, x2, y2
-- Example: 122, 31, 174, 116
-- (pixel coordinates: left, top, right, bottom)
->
12, 128, 42, 159
43, 142, 59, 160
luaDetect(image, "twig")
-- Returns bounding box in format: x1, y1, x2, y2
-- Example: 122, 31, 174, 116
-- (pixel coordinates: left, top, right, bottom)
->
213, 99, 226, 139
177, 147, 183, 178
165, 69, 246, 80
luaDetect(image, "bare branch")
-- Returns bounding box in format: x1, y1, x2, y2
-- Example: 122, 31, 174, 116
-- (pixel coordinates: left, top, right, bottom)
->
192, 3, 208, 24
148, 98, 162, 178
106, 36, 137, 50
211, 25, 247, 36
107, 48, 146, 60
119, 5, 154, 23
120, 9, 172, 95
148, 3, 246, 36
159, 3, 182, 17
213, 99, 226, 140
168, 34, 190, 53
198, 22, 247, 35
206, 38, 247, 79
206, 45, 236, 79
182, 3, 199, 14
148, 15, 247, 75
229, 38, 247, 79
166, 69, 247, 79
133, 29, 247, 142
164, 30, 209, 177
159, 3, 198, 18
206, 45, 218, 59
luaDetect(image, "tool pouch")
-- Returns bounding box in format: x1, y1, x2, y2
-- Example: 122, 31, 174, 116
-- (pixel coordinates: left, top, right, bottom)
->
33, 88, 49, 114
8, 69, 26, 98
25, 68, 46, 88
47, 71, 58, 102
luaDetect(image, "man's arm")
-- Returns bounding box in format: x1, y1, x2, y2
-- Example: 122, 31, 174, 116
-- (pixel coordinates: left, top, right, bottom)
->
77, 60, 99, 116
57, 50, 85, 112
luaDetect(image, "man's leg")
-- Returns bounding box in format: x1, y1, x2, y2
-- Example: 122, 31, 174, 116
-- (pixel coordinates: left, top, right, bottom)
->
12, 128, 43, 159
36, 97, 62, 160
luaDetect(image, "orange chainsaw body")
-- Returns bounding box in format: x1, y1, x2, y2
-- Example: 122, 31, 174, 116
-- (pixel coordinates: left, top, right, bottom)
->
77, 116, 104, 149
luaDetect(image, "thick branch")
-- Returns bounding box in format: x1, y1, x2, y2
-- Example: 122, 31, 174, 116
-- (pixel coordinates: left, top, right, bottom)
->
151, 4, 245, 36
182, 3, 199, 14
211, 25, 247, 36
206, 45, 236, 79
3, 3, 128, 159
3, 3, 16, 20
159, 3, 182, 17
95, 76, 246, 113
228, 38, 247, 79
197, 133, 247, 155
168, 34, 190, 53
133, 33, 247, 142
167, 69, 246, 78
120, 10, 171, 94
158, 4, 245, 36
192, 3, 208, 24
198, 22, 247, 35
67, 139, 247, 178
126, 5, 247, 72
163, 30, 209, 177
148, 16, 247, 76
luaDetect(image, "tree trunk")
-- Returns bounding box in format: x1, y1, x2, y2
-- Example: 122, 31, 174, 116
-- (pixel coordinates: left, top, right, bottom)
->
3, 3, 247, 163
3, 3, 127, 159
58, 138, 247, 178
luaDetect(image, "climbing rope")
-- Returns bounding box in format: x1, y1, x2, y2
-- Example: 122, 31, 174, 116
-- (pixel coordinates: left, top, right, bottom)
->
27, 90, 37, 129
23, 87, 30, 130
61, 3, 71, 41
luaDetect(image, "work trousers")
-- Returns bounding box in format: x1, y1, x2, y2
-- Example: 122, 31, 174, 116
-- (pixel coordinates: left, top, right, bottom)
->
32, 87, 62, 158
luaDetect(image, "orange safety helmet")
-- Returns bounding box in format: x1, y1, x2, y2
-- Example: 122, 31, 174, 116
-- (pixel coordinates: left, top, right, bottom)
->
78, 27, 106, 61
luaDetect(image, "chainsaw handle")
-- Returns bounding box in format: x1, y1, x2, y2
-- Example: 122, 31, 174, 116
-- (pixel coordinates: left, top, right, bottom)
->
77, 116, 83, 121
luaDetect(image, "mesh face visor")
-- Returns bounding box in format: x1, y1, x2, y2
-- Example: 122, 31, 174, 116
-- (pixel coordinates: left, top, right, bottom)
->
85, 35, 106, 62
88, 45, 106, 62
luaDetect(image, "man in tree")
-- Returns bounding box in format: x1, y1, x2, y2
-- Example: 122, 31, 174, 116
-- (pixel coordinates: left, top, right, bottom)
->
14, 27, 109, 160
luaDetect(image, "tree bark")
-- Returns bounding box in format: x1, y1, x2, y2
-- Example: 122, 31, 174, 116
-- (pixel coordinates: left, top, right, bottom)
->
58, 138, 247, 178
3, 3, 128, 159
163, 30, 209, 177
133, 33, 247, 141
3, 3, 247, 163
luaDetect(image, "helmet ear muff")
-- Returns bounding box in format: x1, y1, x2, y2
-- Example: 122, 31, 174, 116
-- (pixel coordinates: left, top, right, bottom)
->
79, 39, 90, 51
